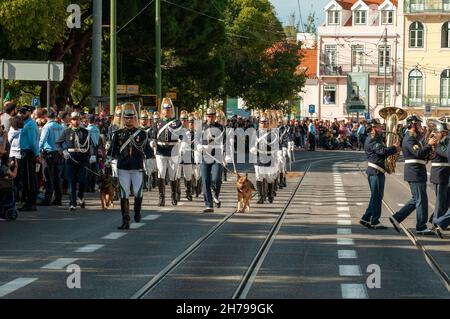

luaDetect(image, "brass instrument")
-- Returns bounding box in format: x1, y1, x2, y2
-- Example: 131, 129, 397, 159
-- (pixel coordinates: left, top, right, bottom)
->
379, 107, 408, 174
425, 119, 443, 161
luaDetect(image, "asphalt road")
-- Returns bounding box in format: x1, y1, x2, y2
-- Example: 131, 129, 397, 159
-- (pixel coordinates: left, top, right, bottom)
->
0, 149, 449, 299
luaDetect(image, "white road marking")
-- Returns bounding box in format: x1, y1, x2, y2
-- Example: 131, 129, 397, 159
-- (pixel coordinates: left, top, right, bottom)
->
336, 197, 348, 201
398, 203, 404, 207
338, 214, 351, 218
0, 278, 38, 298
356, 203, 364, 206
337, 207, 350, 211
130, 223, 146, 229
338, 250, 357, 259
339, 265, 362, 276
41, 258, 79, 270
337, 228, 352, 235
142, 214, 161, 221
75, 244, 105, 253
337, 202, 349, 206
337, 238, 354, 245
341, 284, 368, 299
102, 232, 127, 240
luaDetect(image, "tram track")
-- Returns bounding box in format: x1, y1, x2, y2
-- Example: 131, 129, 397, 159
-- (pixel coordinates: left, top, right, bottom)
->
131, 153, 354, 299
356, 163, 450, 293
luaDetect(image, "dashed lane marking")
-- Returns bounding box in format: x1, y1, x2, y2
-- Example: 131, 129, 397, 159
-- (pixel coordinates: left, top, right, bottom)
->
130, 223, 146, 229
337, 228, 352, 235
75, 244, 105, 253
0, 278, 38, 298
337, 238, 355, 245
341, 284, 368, 299
142, 214, 161, 221
41, 258, 79, 270
339, 265, 362, 276
338, 250, 357, 259
102, 232, 127, 240
337, 207, 350, 211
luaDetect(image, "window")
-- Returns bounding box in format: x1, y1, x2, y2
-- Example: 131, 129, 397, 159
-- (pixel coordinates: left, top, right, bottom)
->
381, 10, 394, 25
354, 10, 367, 25
323, 85, 336, 105
409, 22, 424, 48
442, 22, 450, 48
444, 0, 450, 12
377, 85, 391, 105
408, 69, 423, 105
441, 69, 450, 106
410, 0, 424, 12
328, 11, 340, 25
351, 45, 364, 72
378, 45, 391, 75
323, 45, 338, 75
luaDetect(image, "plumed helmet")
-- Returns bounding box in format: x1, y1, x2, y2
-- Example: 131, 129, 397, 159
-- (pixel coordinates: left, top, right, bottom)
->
206, 107, 216, 116
140, 110, 149, 119
70, 111, 81, 119
161, 97, 174, 110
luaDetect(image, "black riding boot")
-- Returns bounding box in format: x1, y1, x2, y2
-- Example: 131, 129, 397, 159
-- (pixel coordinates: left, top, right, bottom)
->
185, 180, 193, 201
256, 181, 264, 204
134, 197, 143, 223
176, 179, 181, 202
158, 178, 165, 206
170, 181, 178, 206
280, 173, 287, 188
196, 179, 202, 197
152, 172, 157, 189
118, 198, 130, 229
223, 169, 227, 182
268, 183, 274, 203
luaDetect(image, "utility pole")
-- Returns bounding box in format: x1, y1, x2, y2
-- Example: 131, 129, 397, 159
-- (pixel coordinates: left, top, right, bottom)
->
383, 27, 388, 109
155, 0, 162, 106
110, 0, 117, 115
91, 0, 102, 112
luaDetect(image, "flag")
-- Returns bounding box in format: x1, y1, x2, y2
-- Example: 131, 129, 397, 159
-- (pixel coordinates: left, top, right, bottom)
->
3, 91, 10, 103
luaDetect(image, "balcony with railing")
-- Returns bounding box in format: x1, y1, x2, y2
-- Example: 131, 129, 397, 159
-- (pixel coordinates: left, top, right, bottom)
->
405, 0, 450, 14
403, 95, 450, 107
319, 63, 392, 77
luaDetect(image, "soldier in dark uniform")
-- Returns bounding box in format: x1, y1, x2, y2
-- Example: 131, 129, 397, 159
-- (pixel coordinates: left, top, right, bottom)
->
56, 111, 96, 211
153, 98, 184, 206
433, 136, 450, 235
198, 107, 226, 213
147, 112, 158, 189
389, 115, 438, 235
427, 121, 449, 238
277, 118, 288, 188
360, 119, 400, 229
108, 103, 152, 229
180, 113, 195, 201
251, 115, 278, 204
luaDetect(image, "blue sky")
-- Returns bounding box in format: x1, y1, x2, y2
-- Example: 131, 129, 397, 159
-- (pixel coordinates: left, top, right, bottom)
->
269, 0, 330, 27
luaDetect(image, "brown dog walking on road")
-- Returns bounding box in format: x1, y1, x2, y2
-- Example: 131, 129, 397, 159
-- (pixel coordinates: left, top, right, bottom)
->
236, 173, 256, 213
98, 173, 118, 210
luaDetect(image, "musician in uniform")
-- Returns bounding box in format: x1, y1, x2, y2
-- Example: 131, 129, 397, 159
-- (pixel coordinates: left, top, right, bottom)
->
360, 119, 400, 229
198, 107, 225, 213
108, 103, 152, 229
389, 115, 438, 235
251, 115, 278, 204
153, 98, 184, 206
56, 111, 96, 211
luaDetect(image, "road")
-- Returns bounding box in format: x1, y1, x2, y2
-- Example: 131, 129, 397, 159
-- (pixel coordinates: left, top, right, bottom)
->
0, 150, 449, 299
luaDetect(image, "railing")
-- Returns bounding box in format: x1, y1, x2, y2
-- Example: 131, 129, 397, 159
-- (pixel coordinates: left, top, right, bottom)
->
405, 0, 450, 14
319, 63, 392, 76
403, 95, 450, 107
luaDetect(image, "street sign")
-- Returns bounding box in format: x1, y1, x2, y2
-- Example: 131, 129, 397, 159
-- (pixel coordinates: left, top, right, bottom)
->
364, 112, 371, 120
1, 60, 64, 81
32, 97, 40, 107
117, 85, 127, 94
425, 103, 432, 116
308, 104, 315, 114
127, 85, 139, 95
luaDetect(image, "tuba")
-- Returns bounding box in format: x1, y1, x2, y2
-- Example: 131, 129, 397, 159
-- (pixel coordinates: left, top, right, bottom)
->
379, 107, 408, 174
424, 119, 445, 161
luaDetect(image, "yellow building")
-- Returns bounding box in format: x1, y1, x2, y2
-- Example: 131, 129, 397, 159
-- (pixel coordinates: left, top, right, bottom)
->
403, 0, 450, 117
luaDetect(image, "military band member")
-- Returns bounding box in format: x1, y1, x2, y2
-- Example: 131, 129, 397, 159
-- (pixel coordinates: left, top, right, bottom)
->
389, 115, 437, 235
433, 138, 450, 236
251, 116, 278, 204
153, 98, 184, 206
360, 119, 400, 229
56, 111, 96, 211
108, 103, 152, 229
198, 107, 225, 213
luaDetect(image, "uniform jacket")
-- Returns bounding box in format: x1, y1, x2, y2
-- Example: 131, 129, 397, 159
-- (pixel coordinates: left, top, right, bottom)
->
431, 137, 449, 184
57, 126, 96, 164
402, 131, 432, 183
364, 133, 397, 175
155, 118, 183, 157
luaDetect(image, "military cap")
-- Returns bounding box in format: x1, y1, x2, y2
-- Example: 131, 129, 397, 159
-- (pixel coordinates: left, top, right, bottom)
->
206, 107, 216, 115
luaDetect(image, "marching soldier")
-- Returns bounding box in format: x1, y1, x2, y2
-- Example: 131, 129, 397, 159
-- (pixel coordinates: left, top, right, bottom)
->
360, 119, 400, 229
140, 110, 151, 190
108, 103, 152, 229
428, 121, 449, 238
433, 136, 450, 235
147, 112, 158, 189
106, 106, 122, 179
153, 98, 184, 206
198, 107, 225, 213
56, 111, 96, 211
277, 118, 288, 188
389, 115, 438, 235
180, 112, 195, 201
251, 115, 278, 204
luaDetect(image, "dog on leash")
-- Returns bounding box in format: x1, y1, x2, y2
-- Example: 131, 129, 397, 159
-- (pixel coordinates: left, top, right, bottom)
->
98, 173, 118, 210
236, 173, 256, 213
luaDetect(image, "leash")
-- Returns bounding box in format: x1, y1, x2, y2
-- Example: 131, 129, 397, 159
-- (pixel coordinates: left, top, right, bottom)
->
67, 153, 102, 177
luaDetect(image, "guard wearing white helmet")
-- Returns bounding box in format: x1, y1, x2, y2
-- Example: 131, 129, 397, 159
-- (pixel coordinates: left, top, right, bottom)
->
56, 111, 96, 211
153, 98, 184, 206
277, 117, 288, 188
179, 112, 195, 201
108, 103, 152, 229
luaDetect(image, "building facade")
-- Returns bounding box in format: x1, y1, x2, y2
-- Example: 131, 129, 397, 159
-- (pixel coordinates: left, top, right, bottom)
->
317, 0, 403, 120
402, 0, 450, 118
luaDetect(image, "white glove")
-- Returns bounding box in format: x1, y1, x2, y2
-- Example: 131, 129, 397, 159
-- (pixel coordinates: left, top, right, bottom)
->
89, 155, 96, 164
277, 150, 283, 161
63, 150, 70, 160
150, 140, 156, 149
250, 147, 257, 155
196, 144, 204, 152
225, 155, 233, 164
